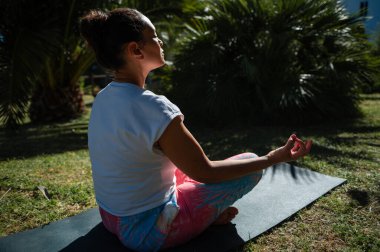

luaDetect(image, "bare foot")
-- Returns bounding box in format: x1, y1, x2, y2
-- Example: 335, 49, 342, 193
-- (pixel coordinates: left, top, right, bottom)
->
212, 207, 239, 225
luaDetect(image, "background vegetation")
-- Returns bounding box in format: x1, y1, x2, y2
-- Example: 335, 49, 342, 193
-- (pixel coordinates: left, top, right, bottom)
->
172, 0, 380, 127
369, 31, 380, 92
1, 0, 379, 128
0, 0, 114, 126
0, 0, 194, 127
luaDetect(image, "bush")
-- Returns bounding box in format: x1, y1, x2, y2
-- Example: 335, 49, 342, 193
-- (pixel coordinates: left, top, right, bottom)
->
147, 64, 175, 95
368, 30, 380, 93
172, 0, 380, 126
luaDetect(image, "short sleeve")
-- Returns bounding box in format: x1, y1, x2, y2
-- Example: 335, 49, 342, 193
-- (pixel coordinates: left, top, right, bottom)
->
136, 91, 184, 149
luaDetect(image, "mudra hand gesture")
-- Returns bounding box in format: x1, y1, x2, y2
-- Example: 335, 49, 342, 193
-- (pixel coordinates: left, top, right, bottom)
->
266, 134, 312, 163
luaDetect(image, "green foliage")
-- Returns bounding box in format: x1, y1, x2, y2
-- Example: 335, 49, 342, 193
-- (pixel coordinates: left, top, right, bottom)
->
28, 0, 119, 124
368, 30, 380, 93
148, 64, 175, 95
0, 0, 119, 127
0, 0, 61, 127
172, 0, 380, 126
0, 0, 194, 127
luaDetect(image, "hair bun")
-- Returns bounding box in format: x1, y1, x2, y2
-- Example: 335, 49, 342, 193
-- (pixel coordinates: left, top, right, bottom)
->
80, 10, 108, 48
79, 8, 146, 70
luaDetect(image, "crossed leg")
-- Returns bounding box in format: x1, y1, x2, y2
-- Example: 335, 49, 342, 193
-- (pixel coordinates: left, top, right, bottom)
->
162, 152, 263, 249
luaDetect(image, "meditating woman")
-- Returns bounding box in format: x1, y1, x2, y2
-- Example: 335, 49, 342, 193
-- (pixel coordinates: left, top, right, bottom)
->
80, 8, 312, 251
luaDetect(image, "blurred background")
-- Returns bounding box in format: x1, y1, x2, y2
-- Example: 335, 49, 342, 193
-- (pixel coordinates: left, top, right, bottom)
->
0, 0, 379, 128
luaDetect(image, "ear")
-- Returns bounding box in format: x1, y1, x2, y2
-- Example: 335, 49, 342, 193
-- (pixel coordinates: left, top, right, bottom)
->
126, 42, 144, 60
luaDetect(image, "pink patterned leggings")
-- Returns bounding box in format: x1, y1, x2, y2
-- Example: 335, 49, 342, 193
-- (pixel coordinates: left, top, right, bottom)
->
162, 152, 262, 248
99, 152, 263, 251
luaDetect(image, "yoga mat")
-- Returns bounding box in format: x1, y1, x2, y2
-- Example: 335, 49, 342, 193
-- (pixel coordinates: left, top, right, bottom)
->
0, 163, 346, 252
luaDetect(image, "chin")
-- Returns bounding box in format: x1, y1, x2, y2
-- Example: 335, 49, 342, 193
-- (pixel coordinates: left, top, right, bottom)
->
151, 61, 166, 71
158, 58, 166, 67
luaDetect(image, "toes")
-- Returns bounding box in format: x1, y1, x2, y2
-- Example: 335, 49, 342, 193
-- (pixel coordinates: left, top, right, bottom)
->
229, 206, 239, 215
214, 207, 239, 224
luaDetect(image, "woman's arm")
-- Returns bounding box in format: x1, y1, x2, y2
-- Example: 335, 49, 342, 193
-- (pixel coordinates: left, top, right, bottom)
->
158, 116, 312, 183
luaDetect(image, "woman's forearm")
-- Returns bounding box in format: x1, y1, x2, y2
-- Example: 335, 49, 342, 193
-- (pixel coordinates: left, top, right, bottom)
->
159, 117, 311, 184
194, 156, 275, 183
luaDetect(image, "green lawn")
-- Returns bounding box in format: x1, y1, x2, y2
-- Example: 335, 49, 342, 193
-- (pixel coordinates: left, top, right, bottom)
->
0, 94, 379, 251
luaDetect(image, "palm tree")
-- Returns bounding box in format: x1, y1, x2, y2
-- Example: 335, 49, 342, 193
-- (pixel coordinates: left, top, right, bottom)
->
172, 0, 379, 126
28, 0, 120, 123
29, 0, 197, 123
0, 0, 192, 127
371, 30, 380, 92
0, 0, 61, 127
0, 0, 118, 127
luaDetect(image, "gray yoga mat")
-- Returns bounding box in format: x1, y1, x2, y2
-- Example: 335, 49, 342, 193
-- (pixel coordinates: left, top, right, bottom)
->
0, 163, 346, 252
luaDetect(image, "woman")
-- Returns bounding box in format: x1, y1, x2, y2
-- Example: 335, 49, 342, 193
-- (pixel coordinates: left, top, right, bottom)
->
80, 8, 312, 251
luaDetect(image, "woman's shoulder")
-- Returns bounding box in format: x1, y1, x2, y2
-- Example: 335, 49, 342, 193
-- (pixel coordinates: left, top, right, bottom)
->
140, 90, 175, 107
138, 90, 182, 119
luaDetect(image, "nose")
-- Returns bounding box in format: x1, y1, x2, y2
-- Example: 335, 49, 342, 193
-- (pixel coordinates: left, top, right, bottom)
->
158, 38, 163, 47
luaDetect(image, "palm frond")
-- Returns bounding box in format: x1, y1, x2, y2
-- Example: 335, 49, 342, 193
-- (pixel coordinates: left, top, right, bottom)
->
172, 0, 380, 126
0, 0, 61, 127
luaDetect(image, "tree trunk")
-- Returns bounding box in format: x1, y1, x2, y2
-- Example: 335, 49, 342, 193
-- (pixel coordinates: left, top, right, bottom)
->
29, 84, 85, 123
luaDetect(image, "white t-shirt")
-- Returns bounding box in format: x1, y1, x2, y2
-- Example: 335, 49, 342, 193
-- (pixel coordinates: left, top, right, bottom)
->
88, 81, 183, 216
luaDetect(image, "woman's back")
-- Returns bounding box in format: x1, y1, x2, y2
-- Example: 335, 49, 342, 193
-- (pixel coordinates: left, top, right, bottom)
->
88, 81, 182, 216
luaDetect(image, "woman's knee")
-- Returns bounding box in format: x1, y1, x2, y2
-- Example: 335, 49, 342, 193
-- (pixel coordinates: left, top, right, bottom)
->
227, 152, 263, 186
246, 169, 263, 185
250, 169, 263, 184
227, 152, 259, 160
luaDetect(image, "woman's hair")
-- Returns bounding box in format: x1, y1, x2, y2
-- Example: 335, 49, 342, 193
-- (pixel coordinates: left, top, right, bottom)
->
80, 8, 147, 70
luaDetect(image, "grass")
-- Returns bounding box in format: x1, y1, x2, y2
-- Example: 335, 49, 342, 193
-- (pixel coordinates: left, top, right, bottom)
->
0, 94, 379, 251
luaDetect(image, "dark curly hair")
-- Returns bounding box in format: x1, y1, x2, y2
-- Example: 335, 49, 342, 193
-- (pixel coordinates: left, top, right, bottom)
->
80, 8, 147, 70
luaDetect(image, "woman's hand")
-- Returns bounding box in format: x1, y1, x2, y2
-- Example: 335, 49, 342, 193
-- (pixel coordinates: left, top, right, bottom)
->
266, 134, 312, 164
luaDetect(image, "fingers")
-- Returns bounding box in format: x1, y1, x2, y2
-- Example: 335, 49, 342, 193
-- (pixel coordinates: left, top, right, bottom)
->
305, 140, 312, 153
290, 148, 303, 159
291, 141, 300, 152
289, 134, 312, 160
290, 143, 305, 159
285, 135, 296, 148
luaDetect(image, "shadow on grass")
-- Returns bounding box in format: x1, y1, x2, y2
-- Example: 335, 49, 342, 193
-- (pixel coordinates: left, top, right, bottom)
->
347, 189, 370, 206
360, 94, 380, 101
0, 122, 88, 160
305, 123, 380, 167
309, 143, 373, 167
1, 102, 378, 164
191, 118, 380, 175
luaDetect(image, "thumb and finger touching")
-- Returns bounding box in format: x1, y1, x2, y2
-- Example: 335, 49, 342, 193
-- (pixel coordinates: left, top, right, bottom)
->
287, 134, 313, 160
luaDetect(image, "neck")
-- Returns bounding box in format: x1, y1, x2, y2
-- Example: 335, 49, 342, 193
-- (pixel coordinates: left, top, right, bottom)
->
113, 64, 149, 89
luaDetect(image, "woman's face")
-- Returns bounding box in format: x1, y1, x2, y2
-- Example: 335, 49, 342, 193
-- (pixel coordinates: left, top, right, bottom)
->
140, 16, 165, 70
